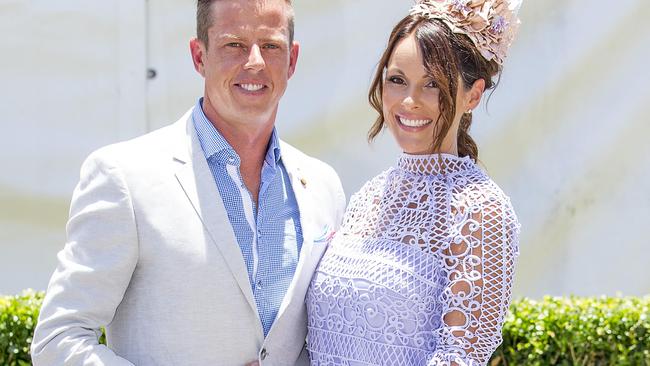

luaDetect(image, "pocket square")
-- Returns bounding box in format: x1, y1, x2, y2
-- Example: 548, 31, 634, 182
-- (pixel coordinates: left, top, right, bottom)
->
314, 225, 336, 244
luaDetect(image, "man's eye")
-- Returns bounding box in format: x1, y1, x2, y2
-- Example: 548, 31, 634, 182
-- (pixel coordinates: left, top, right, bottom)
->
263, 44, 280, 49
387, 76, 405, 85
226, 42, 243, 48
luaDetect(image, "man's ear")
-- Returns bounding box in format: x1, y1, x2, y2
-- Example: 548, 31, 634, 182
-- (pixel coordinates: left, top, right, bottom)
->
190, 38, 206, 77
287, 41, 300, 79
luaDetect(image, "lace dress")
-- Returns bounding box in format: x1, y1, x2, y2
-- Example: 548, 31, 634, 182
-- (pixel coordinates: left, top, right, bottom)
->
306, 154, 520, 366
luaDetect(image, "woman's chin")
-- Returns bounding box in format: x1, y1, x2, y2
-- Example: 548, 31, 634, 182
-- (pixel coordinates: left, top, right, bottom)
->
396, 143, 434, 155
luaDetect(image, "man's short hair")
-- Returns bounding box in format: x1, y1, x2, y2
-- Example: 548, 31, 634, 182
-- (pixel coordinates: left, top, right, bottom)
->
196, 0, 295, 48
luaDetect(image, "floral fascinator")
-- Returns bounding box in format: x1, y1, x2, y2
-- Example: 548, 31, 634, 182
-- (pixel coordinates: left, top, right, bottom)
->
410, 0, 523, 65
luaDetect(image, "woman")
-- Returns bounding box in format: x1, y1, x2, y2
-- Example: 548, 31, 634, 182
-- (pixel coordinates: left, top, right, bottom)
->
306, 1, 522, 365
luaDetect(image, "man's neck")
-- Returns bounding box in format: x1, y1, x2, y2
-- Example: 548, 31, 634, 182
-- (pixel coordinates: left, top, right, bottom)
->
202, 101, 277, 206
201, 100, 276, 167
216, 122, 274, 166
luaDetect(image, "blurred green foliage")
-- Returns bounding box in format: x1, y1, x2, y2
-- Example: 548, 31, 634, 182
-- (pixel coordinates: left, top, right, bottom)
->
491, 296, 650, 365
1, 291, 648, 365
0, 290, 42, 366
0, 290, 105, 366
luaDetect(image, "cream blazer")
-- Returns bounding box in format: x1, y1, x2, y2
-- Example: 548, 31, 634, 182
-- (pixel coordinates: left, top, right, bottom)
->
31, 108, 346, 366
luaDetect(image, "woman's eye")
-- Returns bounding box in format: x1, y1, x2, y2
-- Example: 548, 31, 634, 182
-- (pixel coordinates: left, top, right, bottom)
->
387, 76, 405, 85
425, 80, 438, 88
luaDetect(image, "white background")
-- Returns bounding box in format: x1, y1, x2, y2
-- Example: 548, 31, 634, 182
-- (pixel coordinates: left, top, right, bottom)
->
1, 0, 649, 297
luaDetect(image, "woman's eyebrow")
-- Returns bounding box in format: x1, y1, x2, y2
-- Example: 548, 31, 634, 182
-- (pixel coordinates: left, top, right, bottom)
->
385, 68, 405, 76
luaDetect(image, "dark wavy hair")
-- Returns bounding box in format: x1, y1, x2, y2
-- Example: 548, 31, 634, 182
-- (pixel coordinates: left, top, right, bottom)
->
368, 14, 501, 161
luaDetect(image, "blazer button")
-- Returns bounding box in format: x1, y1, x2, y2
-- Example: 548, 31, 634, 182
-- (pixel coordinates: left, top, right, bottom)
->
260, 348, 268, 360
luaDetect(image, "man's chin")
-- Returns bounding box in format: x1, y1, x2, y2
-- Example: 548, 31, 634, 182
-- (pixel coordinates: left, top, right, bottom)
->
233, 104, 278, 121
227, 109, 277, 127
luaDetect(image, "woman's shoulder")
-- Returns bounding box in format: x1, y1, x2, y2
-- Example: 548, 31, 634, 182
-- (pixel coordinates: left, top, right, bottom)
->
348, 168, 394, 202
454, 167, 516, 212
455, 168, 521, 251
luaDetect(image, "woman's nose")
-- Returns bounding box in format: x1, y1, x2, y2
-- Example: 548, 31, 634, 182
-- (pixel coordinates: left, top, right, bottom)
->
401, 95, 420, 110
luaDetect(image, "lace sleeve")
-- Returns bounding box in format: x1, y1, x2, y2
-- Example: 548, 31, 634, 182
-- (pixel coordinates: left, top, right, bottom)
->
427, 196, 520, 366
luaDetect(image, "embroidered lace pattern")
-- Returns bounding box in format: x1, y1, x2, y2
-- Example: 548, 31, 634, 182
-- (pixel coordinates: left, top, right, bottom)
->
306, 153, 520, 366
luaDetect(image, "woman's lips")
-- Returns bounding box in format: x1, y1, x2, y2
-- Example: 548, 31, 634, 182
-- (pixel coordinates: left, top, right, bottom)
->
396, 115, 432, 128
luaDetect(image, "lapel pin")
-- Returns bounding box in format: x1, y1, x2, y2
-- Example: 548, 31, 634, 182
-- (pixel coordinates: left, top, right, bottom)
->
300, 177, 307, 188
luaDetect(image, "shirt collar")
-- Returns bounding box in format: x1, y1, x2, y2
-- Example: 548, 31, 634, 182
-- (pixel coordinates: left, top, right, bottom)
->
396, 153, 475, 175
192, 98, 282, 168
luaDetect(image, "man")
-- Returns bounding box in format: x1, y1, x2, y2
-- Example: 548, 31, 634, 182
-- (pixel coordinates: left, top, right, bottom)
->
31, 0, 346, 364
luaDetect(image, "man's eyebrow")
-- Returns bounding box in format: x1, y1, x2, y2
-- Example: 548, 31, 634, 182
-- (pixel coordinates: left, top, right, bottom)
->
215, 34, 287, 45
217, 33, 246, 41
259, 36, 287, 43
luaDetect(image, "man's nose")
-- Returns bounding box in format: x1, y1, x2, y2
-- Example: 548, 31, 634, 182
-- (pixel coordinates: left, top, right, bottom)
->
244, 44, 265, 72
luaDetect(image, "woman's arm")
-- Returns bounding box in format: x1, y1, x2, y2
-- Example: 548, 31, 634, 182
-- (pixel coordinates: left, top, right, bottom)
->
428, 197, 520, 366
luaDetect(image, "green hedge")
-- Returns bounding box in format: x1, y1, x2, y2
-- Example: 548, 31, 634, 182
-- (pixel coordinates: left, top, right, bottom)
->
1, 291, 649, 365
0, 290, 42, 366
492, 296, 650, 366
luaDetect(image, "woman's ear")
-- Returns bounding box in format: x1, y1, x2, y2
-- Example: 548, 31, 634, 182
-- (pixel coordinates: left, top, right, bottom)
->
466, 78, 486, 111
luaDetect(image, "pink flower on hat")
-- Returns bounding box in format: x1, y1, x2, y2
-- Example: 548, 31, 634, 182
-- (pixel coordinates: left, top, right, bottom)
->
410, 0, 522, 65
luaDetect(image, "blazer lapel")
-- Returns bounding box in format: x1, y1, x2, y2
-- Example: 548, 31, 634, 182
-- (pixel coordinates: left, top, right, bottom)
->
172, 111, 258, 316
273, 142, 318, 321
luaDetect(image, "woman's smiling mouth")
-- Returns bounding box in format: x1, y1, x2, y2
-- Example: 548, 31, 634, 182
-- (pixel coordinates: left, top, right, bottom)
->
396, 115, 433, 129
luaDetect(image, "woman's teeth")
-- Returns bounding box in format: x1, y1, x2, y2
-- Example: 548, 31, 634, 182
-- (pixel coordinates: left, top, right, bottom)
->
398, 117, 432, 127
240, 84, 264, 91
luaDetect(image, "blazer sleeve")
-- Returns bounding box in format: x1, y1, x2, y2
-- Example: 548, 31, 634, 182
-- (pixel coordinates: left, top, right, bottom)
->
31, 149, 138, 366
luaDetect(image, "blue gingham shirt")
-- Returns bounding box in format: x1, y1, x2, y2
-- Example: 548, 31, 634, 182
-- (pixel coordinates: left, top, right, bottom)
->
193, 99, 303, 336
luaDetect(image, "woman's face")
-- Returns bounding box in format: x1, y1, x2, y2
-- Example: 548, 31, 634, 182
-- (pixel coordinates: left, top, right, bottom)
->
382, 33, 469, 155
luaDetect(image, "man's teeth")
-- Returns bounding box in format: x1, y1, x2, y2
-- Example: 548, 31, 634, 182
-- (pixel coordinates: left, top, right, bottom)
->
240, 84, 264, 91
399, 117, 431, 127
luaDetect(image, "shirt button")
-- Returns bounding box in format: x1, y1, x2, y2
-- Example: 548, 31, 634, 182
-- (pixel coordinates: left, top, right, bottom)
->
260, 348, 268, 360
256, 280, 263, 289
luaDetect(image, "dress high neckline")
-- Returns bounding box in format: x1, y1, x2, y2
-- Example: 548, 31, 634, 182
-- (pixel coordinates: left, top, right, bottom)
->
396, 153, 476, 175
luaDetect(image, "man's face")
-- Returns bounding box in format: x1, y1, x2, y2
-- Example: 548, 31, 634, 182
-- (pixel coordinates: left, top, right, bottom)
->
191, 0, 298, 130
